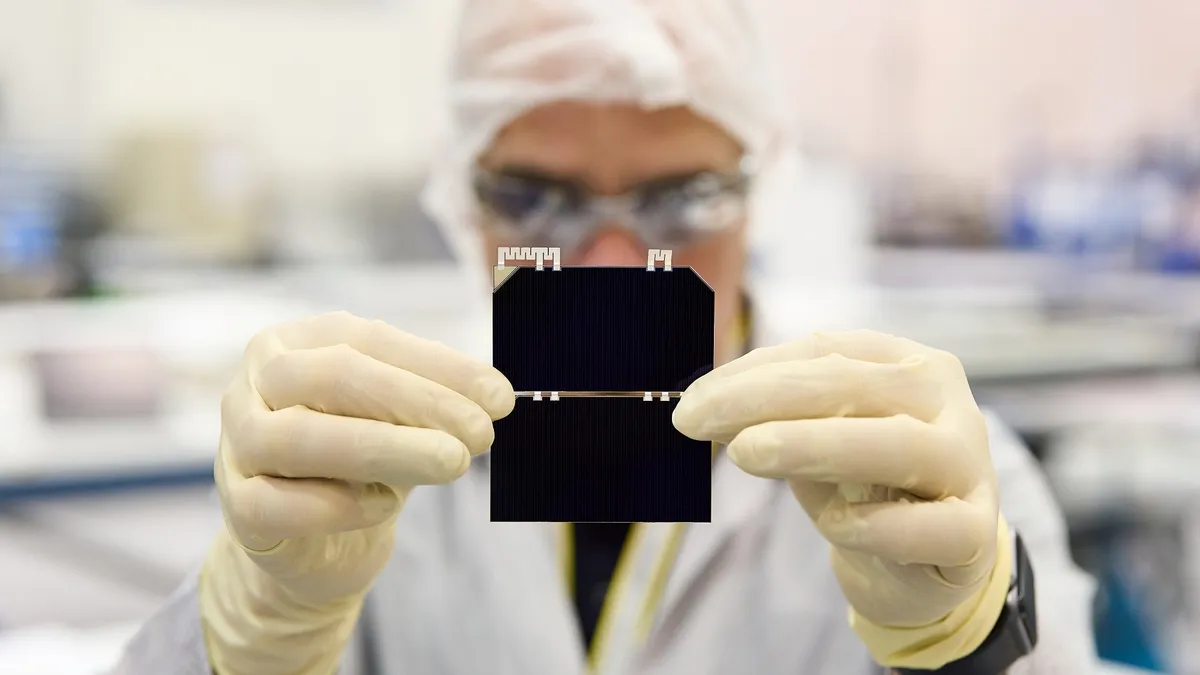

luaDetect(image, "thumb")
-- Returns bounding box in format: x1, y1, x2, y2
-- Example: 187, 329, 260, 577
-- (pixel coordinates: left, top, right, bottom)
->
225, 475, 403, 551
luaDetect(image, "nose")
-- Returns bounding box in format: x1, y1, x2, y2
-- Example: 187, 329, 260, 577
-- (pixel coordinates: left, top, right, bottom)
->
573, 227, 645, 266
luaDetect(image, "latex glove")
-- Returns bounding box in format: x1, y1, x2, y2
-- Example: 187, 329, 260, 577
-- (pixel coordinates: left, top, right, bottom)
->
202, 311, 514, 675
673, 330, 1012, 670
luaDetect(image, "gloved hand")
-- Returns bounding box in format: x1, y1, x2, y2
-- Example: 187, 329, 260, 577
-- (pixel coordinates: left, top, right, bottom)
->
201, 311, 514, 675
673, 330, 1012, 670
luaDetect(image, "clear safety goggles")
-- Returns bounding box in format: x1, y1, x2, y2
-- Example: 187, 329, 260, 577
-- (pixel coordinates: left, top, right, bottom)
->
471, 157, 755, 254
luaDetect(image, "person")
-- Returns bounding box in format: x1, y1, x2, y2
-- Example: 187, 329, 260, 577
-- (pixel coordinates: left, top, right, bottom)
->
114, 1, 1100, 673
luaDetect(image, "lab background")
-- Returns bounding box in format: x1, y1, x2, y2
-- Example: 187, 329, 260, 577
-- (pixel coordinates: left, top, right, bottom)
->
1, 1, 1199, 673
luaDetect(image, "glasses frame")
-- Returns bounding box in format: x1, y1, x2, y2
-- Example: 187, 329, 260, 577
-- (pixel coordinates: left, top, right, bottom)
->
470, 156, 757, 252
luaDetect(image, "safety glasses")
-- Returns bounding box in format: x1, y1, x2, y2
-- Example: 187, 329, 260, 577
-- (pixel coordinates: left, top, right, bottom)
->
471, 157, 755, 254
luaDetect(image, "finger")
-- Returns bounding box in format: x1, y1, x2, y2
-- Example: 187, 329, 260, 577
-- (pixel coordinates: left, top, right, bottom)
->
257, 344, 496, 455
783, 476, 839, 523
818, 331, 975, 400
812, 330, 944, 364
788, 478, 902, 527
276, 311, 515, 420
224, 474, 402, 550
727, 415, 974, 499
689, 330, 937, 391
235, 403, 471, 486
803, 488, 997, 568
674, 354, 943, 444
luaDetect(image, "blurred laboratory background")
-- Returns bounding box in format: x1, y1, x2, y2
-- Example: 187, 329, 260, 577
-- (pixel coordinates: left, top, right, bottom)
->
1, 0, 1199, 673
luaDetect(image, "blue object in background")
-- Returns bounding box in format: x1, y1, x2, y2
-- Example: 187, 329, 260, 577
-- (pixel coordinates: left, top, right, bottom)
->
1094, 562, 1169, 672
1093, 173, 1140, 255
0, 149, 62, 273
1000, 136, 1200, 280
0, 203, 59, 267
1159, 245, 1200, 273
1004, 187, 1041, 249
1003, 151, 1049, 250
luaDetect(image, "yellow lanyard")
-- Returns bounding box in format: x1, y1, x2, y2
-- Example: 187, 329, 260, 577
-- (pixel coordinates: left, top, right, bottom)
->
558, 521, 688, 673
560, 305, 751, 673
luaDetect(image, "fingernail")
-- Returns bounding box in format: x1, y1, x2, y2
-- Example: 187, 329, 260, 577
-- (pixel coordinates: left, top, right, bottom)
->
672, 397, 691, 423
437, 435, 471, 481
672, 397, 706, 439
358, 484, 400, 522
823, 506, 846, 525
462, 411, 495, 456
729, 427, 781, 474
473, 376, 515, 417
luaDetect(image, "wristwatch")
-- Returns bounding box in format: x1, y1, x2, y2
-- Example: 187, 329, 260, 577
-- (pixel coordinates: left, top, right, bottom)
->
896, 531, 1038, 675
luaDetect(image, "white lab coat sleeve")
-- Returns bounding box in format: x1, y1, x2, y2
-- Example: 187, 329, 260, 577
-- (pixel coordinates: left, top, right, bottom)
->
109, 567, 368, 675
984, 410, 1101, 674
108, 569, 214, 675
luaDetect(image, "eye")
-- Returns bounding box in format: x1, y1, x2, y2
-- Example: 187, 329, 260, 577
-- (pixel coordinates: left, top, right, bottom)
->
472, 171, 580, 221
637, 172, 745, 213
635, 176, 700, 213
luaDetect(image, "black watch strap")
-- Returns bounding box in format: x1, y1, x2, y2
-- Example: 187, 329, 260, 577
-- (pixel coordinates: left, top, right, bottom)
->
896, 533, 1038, 675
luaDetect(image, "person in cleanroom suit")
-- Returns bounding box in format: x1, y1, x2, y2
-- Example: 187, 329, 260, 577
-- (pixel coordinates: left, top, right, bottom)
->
113, 1, 1101, 673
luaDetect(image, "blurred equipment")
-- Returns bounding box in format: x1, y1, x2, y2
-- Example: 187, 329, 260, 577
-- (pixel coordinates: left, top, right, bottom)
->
31, 348, 165, 420
350, 183, 456, 263
1047, 425, 1200, 673
997, 106, 1200, 278
103, 131, 271, 267
258, 177, 456, 268
54, 185, 112, 298
0, 88, 66, 302
873, 172, 997, 248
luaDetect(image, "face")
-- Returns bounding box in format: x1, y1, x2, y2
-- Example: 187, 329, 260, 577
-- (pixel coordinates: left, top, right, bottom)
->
476, 102, 749, 362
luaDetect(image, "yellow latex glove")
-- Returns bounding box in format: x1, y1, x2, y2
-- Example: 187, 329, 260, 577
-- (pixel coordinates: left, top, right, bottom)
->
202, 311, 514, 675
673, 330, 1008, 670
